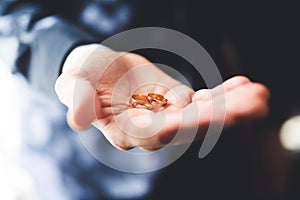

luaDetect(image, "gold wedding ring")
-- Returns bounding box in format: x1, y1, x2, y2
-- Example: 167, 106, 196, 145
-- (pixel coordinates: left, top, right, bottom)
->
129, 94, 152, 109
129, 93, 168, 111
147, 93, 168, 106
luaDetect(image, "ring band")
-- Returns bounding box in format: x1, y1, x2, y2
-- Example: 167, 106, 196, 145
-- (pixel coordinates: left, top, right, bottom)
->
129, 94, 152, 109
147, 93, 168, 106
147, 93, 168, 111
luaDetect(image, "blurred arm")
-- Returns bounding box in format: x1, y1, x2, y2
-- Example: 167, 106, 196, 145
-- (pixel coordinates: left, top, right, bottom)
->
0, 0, 98, 98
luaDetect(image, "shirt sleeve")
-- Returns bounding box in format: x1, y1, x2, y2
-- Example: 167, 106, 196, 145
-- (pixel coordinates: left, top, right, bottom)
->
0, 1, 103, 99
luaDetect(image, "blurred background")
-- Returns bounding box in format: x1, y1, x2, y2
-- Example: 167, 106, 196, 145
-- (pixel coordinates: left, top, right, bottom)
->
0, 0, 299, 199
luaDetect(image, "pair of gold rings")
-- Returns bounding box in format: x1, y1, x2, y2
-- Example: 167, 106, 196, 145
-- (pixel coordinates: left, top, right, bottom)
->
129, 93, 168, 111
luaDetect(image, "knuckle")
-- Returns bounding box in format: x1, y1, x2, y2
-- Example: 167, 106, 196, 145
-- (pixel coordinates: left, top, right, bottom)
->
253, 83, 270, 98
232, 75, 251, 85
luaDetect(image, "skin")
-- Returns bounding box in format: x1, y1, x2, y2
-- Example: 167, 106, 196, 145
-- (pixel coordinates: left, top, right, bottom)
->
55, 44, 270, 151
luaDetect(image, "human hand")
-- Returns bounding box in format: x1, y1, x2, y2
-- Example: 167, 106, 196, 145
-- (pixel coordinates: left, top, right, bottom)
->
55, 44, 270, 151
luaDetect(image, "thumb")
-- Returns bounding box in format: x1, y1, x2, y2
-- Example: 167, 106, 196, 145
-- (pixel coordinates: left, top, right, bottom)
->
56, 75, 97, 130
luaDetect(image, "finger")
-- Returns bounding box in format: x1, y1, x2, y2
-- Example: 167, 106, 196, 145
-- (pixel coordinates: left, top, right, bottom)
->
62, 44, 100, 74
66, 109, 91, 130
164, 85, 195, 108
193, 76, 251, 101
187, 80, 270, 138
193, 89, 212, 102
72, 78, 98, 129
252, 82, 270, 99
56, 74, 98, 130
215, 82, 270, 127
55, 73, 76, 107
222, 75, 251, 91
92, 117, 135, 151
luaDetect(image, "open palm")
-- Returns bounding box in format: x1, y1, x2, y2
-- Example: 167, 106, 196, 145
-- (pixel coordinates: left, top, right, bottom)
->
55, 44, 270, 151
